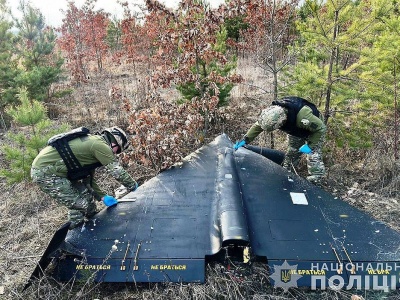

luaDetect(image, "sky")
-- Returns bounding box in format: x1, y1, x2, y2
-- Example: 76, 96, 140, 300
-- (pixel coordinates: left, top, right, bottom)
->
9, 0, 225, 28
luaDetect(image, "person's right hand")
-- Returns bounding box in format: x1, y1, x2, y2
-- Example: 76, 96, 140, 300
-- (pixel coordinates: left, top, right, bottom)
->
234, 140, 246, 150
103, 195, 118, 207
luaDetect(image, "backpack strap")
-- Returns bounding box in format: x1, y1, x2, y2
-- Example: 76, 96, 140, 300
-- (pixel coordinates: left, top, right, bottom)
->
48, 127, 101, 180
51, 137, 83, 173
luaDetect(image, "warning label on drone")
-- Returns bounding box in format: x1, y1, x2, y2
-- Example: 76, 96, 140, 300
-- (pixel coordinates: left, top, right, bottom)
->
76, 264, 111, 270
150, 264, 187, 270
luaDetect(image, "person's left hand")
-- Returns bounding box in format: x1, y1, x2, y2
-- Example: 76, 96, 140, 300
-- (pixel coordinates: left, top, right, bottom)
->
299, 144, 312, 154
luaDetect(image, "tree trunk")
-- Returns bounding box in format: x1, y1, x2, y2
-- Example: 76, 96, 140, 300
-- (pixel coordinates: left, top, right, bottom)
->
394, 58, 399, 160
324, 8, 340, 124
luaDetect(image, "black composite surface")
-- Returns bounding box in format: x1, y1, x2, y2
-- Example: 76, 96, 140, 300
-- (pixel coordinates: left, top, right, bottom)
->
30, 134, 400, 289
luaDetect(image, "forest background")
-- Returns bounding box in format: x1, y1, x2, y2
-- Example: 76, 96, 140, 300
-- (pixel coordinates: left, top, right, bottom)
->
0, 0, 399, 299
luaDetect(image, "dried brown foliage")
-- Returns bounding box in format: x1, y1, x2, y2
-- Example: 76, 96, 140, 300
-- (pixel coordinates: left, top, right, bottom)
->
144, 0, 242, 94
124, 93, 219, 172
58, 0, 110, 83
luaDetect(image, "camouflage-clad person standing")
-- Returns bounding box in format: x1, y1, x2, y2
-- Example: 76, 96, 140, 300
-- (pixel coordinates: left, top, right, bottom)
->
234, 96, 326, 183
31, 126, 138, 229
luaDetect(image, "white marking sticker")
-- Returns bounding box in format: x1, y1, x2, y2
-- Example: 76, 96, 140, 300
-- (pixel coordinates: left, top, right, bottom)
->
290, 192, 308, 205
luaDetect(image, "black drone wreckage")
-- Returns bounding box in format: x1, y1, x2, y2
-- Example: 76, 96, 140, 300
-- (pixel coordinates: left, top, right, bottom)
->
28, 134, 400, 290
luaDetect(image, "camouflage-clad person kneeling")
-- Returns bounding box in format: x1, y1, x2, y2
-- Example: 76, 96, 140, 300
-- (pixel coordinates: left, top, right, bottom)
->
31, 126, 138, 229
234, 96, 326, 183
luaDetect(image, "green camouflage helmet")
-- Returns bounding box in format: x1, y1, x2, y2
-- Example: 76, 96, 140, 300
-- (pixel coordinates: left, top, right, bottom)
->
258, 105, 287, 131
102, 126, 130, 153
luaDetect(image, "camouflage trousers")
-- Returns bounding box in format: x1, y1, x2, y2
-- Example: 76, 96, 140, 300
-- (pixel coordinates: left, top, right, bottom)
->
282, 134, 326, 183
31, 166, 97, 228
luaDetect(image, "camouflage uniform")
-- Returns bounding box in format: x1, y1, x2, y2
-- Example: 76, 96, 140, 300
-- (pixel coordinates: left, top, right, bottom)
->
31, 135, 137, 228
244, 100, 326, 183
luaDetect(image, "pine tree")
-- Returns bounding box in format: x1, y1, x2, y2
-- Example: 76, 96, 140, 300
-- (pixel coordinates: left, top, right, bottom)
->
0, 89, 69, 184
355, 0, 400, 158
224, 13, 249, 56
14, 2, 64, 102
106, 17, 122, 52
281, 0, 383, 149
176, 26, 237, 107
0, 0, 20, 126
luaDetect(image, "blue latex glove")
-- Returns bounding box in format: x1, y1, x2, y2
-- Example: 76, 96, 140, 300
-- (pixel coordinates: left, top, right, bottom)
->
299, 144, 312, 154
234, 140, 246, 150
103, 195, 118, 207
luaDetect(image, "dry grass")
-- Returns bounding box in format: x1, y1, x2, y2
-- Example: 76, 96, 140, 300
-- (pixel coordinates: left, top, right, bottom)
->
1, 57, 399, 299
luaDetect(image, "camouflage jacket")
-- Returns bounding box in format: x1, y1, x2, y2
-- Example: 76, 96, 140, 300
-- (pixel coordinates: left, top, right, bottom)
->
244, 106, 326, 150
32, 135, 137, 196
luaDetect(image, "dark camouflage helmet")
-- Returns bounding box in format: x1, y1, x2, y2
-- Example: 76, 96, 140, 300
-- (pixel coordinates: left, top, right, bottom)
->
102, 126, 130, 152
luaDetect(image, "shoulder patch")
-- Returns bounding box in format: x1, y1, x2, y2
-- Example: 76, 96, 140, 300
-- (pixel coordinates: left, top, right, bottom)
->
301, 119, 310, 126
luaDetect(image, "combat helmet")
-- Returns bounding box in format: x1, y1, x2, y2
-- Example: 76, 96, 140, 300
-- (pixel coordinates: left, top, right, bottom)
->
101, 126, 130, 153
258, 105, 287, 131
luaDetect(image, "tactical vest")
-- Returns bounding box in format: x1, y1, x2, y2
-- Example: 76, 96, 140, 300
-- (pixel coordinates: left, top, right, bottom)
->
272, 96, 321, 138
47, 127, 102, 181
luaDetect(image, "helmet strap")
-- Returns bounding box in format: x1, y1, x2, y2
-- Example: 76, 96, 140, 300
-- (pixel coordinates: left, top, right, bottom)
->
102, 133, 114, 145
